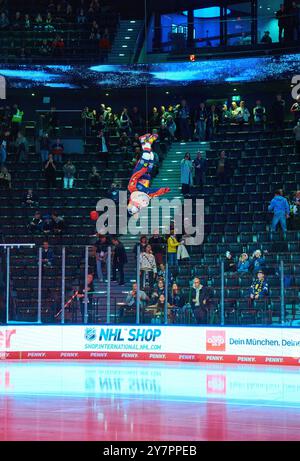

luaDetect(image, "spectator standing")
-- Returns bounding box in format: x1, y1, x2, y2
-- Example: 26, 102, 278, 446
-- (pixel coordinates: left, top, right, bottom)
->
52, 138, 64, 163
111, 237, 127, 286
130, 106, 143, 133
44, 154, 57, 188
193, 151, 207, 190
63, 160, 76, 189
194, 102, 208, 141
177, 236, 190, 264
77, 274, 94, 323
133, 235, 148, 259
140, 244, 157, 288
178, 99, 191, 141
39, 132, 50, 163
12, 12, 22, 31
149, 107, 160, 129
167, 234, 180, 267
221, 104, 231, 124
268, 189, 290, 240
11, 104, 24, 139
24, 14, 31, 30
77, 8, 87, 24
253, 100, 266, 127
290, 1, 299, 41
181, 152, 193, 196
229, 101, 241, 123
237, 101, 250, 124
119, 107, 131, 135
165, 115, 177, 140
0, 12, 9, 29
15, 132, 28, 162
276, 4, 286, 42
272, 94, 285, 130
88, 166, 101, 187
216, 150, 230, 185
206, 104, 219, 139
95, 235, 108, 282
45, 106, 58, 135
34, 13, 43, 30
81, 107, 96, 136
148, 230, 165, 266
190, 277, 210, 324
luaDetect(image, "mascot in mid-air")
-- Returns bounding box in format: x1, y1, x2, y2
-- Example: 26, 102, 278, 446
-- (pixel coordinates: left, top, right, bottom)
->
127, 133, 170, 216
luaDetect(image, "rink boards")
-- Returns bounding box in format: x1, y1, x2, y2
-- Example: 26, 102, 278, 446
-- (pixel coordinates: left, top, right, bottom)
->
0, 325, 300, 366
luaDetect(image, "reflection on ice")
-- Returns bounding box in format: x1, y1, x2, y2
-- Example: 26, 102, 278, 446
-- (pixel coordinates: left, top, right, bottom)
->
0, 361, 300, 405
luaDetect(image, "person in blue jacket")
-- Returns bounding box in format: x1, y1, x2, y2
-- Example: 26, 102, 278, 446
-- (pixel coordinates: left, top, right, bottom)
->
237, 253, 250, 273
249, 249, 266, 275
249, 270, 269, 303
268, 189, 290, 240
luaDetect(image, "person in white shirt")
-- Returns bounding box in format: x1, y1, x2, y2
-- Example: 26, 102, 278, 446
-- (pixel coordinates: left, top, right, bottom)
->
140, 244, 157, 288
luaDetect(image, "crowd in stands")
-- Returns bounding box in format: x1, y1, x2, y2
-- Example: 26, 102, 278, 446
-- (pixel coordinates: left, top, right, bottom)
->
0, 0, 112, 59
1, 89, 300, 324
79, 94, 296, 147
111, 232, 277, 323
27, 210, 65, 237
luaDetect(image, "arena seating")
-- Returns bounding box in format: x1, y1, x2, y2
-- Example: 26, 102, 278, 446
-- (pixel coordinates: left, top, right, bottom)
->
0, 130, 132, 322
167, 125, 300, 325
1, 117, 299, 325
0, 1, 119, 63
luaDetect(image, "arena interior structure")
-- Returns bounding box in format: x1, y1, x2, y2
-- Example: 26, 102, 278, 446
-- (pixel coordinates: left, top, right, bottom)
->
0, 0, 300, 443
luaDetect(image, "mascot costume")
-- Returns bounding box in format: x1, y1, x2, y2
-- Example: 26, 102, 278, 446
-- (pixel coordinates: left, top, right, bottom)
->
127, 133, 170, 216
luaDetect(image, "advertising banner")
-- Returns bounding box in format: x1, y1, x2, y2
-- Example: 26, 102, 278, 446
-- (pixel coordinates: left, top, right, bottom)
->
0, 325, 300, 365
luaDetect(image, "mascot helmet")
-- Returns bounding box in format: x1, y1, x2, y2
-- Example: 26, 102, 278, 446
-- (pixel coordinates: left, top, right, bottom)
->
127, 191, 150, 215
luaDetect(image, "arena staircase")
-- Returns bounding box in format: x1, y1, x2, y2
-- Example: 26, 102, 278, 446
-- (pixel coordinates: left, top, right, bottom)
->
151, 140, 210, 199
107, 19, 144, 64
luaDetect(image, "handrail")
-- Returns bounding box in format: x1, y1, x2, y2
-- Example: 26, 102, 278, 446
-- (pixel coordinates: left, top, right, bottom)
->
131, 19, 146, 64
